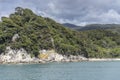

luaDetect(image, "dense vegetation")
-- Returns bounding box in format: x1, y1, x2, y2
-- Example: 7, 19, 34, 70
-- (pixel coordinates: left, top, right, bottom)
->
0, 7, 120, 58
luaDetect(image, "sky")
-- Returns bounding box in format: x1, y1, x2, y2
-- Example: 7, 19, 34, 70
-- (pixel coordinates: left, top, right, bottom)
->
0, 0, 120, 26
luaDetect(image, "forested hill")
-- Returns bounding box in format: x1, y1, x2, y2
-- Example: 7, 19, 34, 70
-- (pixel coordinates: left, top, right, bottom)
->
0, 7, 120, 58
79, 24, 120, 31
63, 23, 120, 32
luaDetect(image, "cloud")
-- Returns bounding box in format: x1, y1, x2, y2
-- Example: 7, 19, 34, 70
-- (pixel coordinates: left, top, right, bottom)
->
99, 9, 120, 23
48, 2, 60, 14
79, 9, 120, 25
1, 0, 120, 25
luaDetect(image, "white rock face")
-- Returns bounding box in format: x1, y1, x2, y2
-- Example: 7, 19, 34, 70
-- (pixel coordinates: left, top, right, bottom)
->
12, 34, 19, 42
39, 49, 87, 62
0, 47, 87, 63
0, 46, 34, 63
39, 50, 64, 61
48, 53, 64, 61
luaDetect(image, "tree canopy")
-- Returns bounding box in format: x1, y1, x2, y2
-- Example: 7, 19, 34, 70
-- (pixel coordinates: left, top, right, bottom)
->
0, 7, 120, 58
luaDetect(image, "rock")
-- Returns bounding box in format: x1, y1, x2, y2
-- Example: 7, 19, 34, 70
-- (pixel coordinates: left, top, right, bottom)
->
39, 49, 64, 62
12, 34, 19, 42
0, 48, 88, 64
0, 46, 35, 63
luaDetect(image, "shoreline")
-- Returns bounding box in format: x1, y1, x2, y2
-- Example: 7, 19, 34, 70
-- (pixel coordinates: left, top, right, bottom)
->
1, 58, 120, 64
88, 58, 120, 61
0, 46, 120, 64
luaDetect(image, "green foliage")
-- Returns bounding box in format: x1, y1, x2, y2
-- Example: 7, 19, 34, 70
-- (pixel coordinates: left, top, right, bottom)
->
0, 7, 120, 58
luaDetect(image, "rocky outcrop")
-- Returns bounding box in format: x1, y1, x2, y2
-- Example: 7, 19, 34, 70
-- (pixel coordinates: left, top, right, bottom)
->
0, 46, 34, 63
39, 50, 64, 62
12, 34, 20, 42
38, 49, 87, 62
0, 47, 87, 64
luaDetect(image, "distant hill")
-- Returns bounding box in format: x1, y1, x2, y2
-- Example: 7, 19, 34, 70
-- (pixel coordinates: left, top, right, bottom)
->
0, 7, 120, 58
63, 23, 120, 31
62, 23, 82, 29
79, 24, 120, 31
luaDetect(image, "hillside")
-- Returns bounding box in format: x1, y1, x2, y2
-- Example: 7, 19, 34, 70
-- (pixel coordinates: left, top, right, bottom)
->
0, 7, 120, 58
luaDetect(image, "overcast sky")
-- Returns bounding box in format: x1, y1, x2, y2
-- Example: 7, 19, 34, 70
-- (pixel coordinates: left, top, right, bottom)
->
1, 0, 120, 26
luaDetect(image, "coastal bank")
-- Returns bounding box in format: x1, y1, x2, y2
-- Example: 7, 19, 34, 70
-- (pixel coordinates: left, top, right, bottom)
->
0, 46, 88, 64
0, 46, 120, 64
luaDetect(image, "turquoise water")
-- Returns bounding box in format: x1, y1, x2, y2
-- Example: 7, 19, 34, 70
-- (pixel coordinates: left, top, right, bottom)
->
0, 61, 120, 80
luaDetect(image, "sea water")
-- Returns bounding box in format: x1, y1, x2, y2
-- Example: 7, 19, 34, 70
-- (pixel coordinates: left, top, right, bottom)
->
0, 61, 120, 80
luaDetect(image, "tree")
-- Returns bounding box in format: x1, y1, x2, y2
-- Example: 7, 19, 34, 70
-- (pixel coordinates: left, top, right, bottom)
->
15, 7, 23, 15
